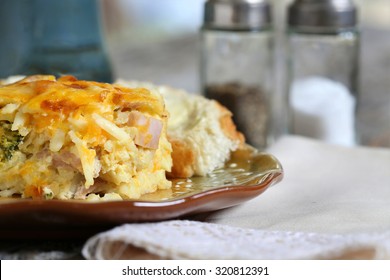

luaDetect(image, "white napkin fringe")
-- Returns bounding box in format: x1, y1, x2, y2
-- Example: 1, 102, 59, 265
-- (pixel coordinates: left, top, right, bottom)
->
82, 220, 390, 260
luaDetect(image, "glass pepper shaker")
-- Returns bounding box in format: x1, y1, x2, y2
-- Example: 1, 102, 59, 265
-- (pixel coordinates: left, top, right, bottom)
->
287, 0, 360, 146
200, 0, 274, 149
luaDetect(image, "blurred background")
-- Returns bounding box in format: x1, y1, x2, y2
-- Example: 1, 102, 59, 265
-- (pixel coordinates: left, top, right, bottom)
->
0, 0, 388, 147
101, 0, 389, 147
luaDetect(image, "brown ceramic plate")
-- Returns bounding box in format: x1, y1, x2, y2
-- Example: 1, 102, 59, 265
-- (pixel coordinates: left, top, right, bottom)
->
0, 147, 283, 239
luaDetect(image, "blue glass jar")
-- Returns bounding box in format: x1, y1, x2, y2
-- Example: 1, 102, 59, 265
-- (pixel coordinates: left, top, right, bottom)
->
0, 0, 113, 82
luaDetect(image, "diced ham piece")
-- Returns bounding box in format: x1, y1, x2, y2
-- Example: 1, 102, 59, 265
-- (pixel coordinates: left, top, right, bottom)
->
127, 111, 163, 149
52, 151, 83, 172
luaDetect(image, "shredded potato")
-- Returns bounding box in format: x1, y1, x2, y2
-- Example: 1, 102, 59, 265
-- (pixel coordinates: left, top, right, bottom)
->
49, 129, 66, 152
0, 75, 172, 200
92, 113, 131, 142
69, 131, 96, 188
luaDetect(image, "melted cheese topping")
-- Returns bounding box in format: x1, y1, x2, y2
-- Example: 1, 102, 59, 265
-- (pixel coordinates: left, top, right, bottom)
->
0, 75, 165, 138
0, 75, 172, 200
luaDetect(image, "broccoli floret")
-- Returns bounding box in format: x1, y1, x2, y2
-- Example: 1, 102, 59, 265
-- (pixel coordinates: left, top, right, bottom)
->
0, 121, 24, 162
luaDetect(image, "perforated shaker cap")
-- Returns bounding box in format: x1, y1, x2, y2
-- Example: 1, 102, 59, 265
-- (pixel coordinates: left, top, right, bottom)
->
288, 0, 357, 33
203, 0, 272, 31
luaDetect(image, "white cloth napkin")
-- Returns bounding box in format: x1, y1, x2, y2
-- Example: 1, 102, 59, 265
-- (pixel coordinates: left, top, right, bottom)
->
82, 136, 390, 259
82, 220, 390, 260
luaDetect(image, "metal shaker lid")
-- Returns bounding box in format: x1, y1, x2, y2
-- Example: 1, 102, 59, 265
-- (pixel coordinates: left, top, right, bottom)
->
203, 0, 272, 31
288, 0, 357, 32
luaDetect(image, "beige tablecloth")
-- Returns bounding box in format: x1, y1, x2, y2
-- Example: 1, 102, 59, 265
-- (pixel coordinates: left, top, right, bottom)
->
82, 136, 390, 259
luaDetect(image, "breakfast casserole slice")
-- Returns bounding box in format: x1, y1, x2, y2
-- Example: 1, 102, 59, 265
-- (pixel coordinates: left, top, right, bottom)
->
0, 75, 172, 200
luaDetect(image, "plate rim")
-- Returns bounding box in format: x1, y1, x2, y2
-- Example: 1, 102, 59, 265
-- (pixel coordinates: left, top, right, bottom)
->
0, 150, 283, 238
0, 170, 282, 210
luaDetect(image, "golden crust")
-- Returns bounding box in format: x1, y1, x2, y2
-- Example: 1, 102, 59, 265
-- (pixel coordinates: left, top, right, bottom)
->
215, 101, 245, 148
0, 75, 165, 117
167, 137, 196, 178
168, 101, 244, 178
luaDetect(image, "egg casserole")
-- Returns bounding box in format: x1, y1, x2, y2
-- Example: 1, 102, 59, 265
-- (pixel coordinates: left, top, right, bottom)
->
0, 75, 172, 200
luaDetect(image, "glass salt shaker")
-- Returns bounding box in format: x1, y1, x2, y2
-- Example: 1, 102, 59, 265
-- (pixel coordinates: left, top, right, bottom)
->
287, 0, 360, 146
200, 0, 274, 149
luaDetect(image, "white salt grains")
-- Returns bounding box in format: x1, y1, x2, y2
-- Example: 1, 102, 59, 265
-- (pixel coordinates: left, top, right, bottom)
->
290, 76, 356, 146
